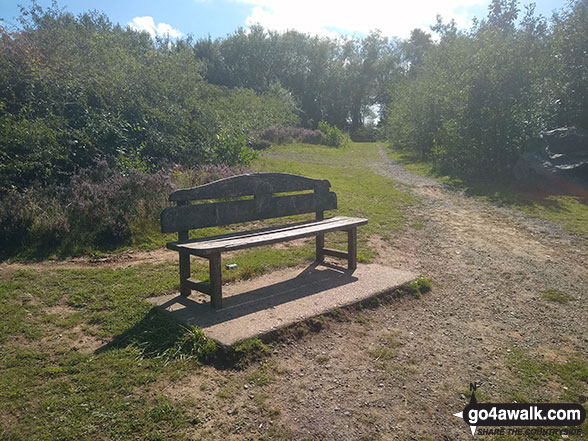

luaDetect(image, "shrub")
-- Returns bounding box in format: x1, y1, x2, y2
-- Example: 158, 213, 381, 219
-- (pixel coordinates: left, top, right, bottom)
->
252, 127, 324, 145
0, 189, 69, 259
318, 121, 347, 147
210, 132, 257, 167
0, 160, 255, 259
62, 161, 175, 252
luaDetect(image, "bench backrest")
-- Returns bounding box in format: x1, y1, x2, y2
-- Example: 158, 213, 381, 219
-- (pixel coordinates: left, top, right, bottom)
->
160, 172, 337, 236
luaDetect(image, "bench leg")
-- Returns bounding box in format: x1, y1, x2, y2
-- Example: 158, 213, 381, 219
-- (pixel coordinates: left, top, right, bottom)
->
347, 227, 357, 270
316, 233, 325, 262
179, 251, 191, 296
209, 252, 223, 309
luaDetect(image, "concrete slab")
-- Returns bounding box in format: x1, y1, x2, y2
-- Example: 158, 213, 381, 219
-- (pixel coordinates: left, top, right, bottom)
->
147, 263, 416, 346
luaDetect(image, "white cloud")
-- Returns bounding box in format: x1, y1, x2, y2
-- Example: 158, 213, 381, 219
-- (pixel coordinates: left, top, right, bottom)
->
128, 16, 183, 39
236, 0, 486, 38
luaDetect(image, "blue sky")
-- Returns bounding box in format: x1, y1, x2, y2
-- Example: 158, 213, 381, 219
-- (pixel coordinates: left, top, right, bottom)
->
0, 0, 567, 40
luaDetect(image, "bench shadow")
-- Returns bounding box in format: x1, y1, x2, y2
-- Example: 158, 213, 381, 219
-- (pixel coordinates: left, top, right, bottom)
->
95, 261, 359, 367
156, 261, 358, 328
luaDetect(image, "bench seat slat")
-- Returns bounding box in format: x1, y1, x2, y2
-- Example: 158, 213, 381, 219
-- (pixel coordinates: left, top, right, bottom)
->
166, 216, 367, 255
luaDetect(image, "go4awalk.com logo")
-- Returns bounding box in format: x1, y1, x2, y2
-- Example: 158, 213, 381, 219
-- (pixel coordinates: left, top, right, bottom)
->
453, 384, 586, 437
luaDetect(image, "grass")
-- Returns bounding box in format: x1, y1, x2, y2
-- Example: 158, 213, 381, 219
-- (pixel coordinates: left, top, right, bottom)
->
506, 346, 588, 441
257, 142, 415, 251
541, 288, 574, 304
386, 144, 588, 238
0, 141, 415, 439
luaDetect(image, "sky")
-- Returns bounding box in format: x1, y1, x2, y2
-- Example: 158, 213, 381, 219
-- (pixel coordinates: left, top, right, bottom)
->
0, 0, 568, 41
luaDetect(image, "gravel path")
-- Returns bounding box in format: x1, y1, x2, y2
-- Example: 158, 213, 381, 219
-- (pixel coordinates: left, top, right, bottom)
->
226, 145, 588, 440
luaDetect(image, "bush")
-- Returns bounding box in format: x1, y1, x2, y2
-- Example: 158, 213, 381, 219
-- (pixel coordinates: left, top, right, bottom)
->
318, 121, 347, 147
0, 189, 69, 259
62, 161, 175, 252
209, 132, 257, 167
0, 160, 255, 259
252, 127, 324, 145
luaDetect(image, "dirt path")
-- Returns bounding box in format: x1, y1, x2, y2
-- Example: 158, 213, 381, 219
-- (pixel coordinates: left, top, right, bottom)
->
181, 145, 588, 440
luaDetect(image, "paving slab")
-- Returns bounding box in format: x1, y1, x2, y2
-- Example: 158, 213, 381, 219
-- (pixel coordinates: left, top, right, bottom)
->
147, 263, 416, 345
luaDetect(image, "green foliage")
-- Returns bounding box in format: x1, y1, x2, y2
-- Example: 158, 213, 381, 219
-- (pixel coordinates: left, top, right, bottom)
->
541, 288, 573, 304
0, 5, 298, 194
350, 124, 379, 142
210, 131, 257, 166
549, 0, 588, 127
163, 327, 218, 362
318, 120, 347, 147
195, 27, 399, 129
401, 277, 432, 296
231, 338, 271, 366
385, 0, 588, 181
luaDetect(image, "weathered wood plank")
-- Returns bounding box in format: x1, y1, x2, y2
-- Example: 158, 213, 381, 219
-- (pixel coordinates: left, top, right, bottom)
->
322, 248, 349, 260
186, 278, 212, 296
316, 203, 325, 262
209, 253, 222, 309
161, 191, 337, 233
179, 252, 191, 296
169, 173, 331, 202
167, 216, 368, 254
347, 227, 357, 270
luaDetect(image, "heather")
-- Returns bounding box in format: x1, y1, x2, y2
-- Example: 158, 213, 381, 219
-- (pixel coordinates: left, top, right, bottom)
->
251, 123, 349, 148
0, 162, 249, 260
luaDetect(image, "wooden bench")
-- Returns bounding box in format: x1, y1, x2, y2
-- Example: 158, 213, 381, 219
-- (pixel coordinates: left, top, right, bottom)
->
160, 172, 367, 309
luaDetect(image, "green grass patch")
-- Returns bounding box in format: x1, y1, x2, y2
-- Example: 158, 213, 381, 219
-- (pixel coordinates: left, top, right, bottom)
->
256, 142, 415, 253
541, 288, 574, 304
368, 348, 397, 361
507, 349, 588, 402
400, 276, 432, 297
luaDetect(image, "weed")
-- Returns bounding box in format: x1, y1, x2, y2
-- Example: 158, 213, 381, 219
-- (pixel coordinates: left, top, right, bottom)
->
217, 386, 236, 399
260, 427, 292, 441
163, 327, 218, 362
247, 369, 274, 386
231, 338, 271, 367
541, 288, 573, 304
368, 348, 397, 361
356, 313, 370, 325
327, 308, 348, 322
382, 331, 403, 348
316, 355, 330, 365
401, 276, 432, 296
306, 316, 324, 332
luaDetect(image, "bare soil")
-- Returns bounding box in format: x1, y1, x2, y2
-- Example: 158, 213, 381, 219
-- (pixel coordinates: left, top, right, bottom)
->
161, 145, 588, 440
